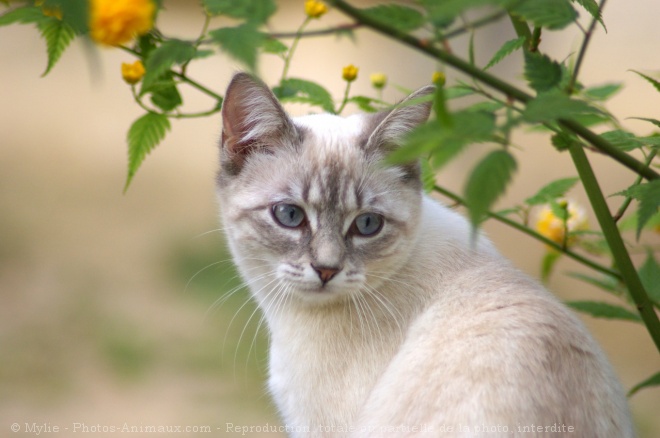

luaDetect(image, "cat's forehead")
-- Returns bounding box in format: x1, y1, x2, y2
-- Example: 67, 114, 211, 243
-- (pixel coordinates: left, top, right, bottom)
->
293, 113, 369, 160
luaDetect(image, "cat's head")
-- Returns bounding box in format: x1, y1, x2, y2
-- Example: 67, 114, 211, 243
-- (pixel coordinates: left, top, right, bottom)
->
217, 73, 433, 306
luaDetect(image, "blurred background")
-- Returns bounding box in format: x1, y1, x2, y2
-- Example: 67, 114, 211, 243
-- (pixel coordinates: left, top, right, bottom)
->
1, 0, 659, 436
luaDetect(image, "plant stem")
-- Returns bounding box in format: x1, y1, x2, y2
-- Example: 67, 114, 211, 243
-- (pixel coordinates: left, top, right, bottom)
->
281, 17, 311, 81
270, 23, 360, 39
568, 143, 660, 354
327, 0, 659, 181
568, 0, 608, 94
336, 81, 352, 114
432, 185, 621, 280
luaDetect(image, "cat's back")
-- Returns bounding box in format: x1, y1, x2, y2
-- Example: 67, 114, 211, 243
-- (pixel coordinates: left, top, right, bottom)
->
352, 198, 634, 437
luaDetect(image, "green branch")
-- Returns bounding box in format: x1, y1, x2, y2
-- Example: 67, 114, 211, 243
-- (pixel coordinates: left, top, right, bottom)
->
432, 185, 621, 280
568, 143, 660, 354
328, 0, 659, 181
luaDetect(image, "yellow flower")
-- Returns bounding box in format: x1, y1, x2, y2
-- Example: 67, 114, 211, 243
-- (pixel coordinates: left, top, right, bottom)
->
370, 73, 387, 89
305, 0, 328, 19
432, 71, 446, 86
121, 60, 146, 84
535, 200, 589, 247
90, 0, 156, 47
342, 64, 358, 82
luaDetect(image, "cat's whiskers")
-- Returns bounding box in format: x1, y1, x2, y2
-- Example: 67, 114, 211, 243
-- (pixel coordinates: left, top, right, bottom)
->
361, 282, 405, 341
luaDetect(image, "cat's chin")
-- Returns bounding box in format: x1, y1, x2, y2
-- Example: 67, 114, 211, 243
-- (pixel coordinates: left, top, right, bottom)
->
286, 283, 355, 307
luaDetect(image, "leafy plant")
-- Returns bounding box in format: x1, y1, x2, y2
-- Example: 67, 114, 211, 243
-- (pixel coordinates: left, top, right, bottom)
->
2, 0, 659, 402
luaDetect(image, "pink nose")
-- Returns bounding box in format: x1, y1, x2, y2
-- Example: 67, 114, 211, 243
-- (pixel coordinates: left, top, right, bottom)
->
312, 265, 341, 284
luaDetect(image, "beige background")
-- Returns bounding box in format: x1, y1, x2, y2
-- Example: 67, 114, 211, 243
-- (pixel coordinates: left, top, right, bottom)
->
1, 0, 659, 436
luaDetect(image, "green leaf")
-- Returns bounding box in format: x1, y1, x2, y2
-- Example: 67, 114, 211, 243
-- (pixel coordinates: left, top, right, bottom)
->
464, 149, 517, 227
511, 0, 578, 30
209, 23, 264, 71
273, 78, 334, 113
584, 83, 622, 100
38, 17, 76, 76
639, 251, 660, 305
631, 70, 660, 93
525, 177, 579, 205
362, 4, 424, 33
628, 371, 660, 397
541, 250, 561, 282
47, 0, 89, 34
523, 92, 600, 123
125, 113, 171, 191
261, 38, 288, 55
551, 131, 582, 151
420, 158, 436, 194
0, 6, 47, 26
422, 0, 513, 25
628, 117, 660, 129
599, 130, 643, 151
572, 0, 604, 29
149, 76, 183, 112
566, 301, 641, 322
485, 36, 526, 70
203, 0, 276, 24
347, 96, 385, 113
568, 272, 624, 296
618, 180, 660, 238
142, 39, 196, 91
524, 52, 562, 93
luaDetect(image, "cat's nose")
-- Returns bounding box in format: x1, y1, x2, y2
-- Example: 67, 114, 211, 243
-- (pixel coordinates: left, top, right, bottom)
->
312, 264, 341, 284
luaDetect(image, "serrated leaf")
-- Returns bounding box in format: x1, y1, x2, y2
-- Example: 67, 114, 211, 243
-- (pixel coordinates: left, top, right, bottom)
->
362, 4, 424, 33
618, 180, 660, 238
203, 0, 275, 24
485, 36, 526, 70
572, 0, 605, 30
541, 250, 561, 282
628, 371, 660, 397
347, 96, 385, 113
631, 70, 660, 93
599, 130, 643, 151
209, 23, 264, 72
273, 78, 334, 113
38, 17, 76, 76
47, 0, 89, 34
420, 158, 436, 194
125, 113, 171, 191
464, 149, 517, 227
629, 117, 660, 129
568, 272, 624, 296
566, 300, 641, 322
261, 38, 288, 55
551, 131, 582, 151
523, 92, 600, 123
525, 177, 579, 205
639, 251, 660, 305
150, 78, 183, 112
584, 83, 622, 100
524, 52, 562, 93
512, 0, 577, 30
0, 6, 47, 26
142, 39, 196, 91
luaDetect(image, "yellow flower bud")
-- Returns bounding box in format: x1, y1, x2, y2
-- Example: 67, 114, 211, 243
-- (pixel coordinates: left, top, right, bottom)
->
370, 73, 387, 89
342, 64, 358, 82
535, 200, 589, 247
90, 0, 156, 47
121, 60, 146, 84
432, 71, 446, 86
305, 0, 328, 19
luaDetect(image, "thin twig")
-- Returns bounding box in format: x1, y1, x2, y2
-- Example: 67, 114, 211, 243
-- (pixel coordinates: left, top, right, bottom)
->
568, 0, 608, 94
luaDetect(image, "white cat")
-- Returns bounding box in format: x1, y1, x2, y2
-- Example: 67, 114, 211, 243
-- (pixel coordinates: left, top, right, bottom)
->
216, 73, 634, 437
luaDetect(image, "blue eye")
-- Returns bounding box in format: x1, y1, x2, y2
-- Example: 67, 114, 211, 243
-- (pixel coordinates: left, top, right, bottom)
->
352, 213, 383, 236
272, 203, 306, 228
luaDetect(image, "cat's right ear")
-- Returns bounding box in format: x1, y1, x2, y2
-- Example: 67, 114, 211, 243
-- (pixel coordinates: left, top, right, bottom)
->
220, 73, 295, 174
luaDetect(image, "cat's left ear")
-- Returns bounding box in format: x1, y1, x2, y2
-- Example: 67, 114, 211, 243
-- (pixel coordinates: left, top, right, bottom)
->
220, 72, 296, 175
365, 85, 434, 155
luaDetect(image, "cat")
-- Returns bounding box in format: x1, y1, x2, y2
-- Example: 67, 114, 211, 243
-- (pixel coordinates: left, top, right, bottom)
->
215, 72, 634, 437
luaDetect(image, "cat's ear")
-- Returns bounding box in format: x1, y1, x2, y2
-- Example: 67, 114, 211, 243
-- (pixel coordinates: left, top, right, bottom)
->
220, 72, 296, 174
365, 85, 434, 154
